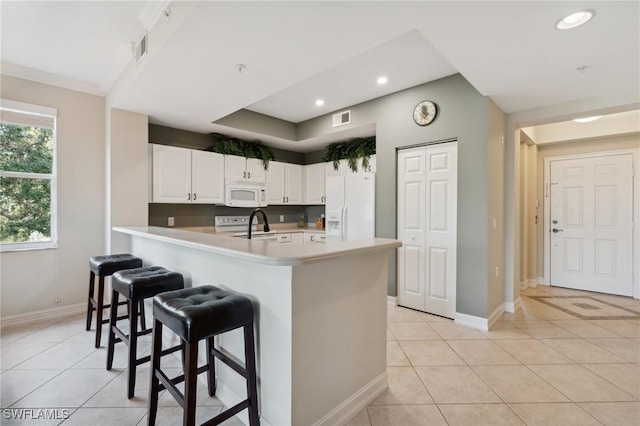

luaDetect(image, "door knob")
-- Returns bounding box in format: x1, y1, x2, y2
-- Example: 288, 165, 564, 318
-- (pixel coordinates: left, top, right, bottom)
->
552, 228, 564, 233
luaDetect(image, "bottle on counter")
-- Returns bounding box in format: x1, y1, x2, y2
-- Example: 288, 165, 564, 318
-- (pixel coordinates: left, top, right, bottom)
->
297, 211, 306, 228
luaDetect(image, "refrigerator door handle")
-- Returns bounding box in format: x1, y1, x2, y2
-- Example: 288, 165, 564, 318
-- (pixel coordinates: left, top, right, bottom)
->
341, 205, 347, 240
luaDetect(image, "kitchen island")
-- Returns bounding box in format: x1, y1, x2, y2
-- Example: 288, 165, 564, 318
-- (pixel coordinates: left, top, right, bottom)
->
113, 226, 401, 426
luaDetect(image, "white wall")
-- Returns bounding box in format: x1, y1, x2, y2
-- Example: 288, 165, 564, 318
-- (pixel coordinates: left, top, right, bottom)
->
487, 99, 506, 315
107, 108, 149, 254
0, 75, 106, 318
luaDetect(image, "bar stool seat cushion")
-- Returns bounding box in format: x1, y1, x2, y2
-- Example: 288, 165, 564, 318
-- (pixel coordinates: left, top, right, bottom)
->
154, 286, 254, 343
113, 266, 184, 301
90, 254, 142, 276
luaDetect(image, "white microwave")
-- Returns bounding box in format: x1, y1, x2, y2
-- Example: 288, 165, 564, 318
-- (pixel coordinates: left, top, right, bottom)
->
225, 180, 267, 208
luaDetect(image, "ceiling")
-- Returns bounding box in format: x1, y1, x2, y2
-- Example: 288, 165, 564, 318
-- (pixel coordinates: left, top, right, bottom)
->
1, 1, 639, 151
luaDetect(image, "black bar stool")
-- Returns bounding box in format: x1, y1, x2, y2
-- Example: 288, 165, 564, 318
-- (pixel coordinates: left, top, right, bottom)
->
106, 266, 184, 398
148, 285, 259, 426
87, 254, 143, 348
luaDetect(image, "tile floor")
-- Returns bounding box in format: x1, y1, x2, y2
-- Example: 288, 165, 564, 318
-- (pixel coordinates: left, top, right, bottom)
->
1, 285, 639, 425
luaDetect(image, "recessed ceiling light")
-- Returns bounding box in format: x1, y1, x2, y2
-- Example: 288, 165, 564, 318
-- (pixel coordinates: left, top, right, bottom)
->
315, 99, 325, 107
556, 10, 594, 30
573, 115, 602, 123
377, 76, 388, 85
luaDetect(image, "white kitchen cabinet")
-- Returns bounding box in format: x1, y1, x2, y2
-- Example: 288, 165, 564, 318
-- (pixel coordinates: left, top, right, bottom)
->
152, 144, 224, 204
304, 163, 325, 204
291, 232, 304, 245
224, 155, 266, 183
267, 161, 302, 205
276, 233, 291, 244
303, 232, 326, 244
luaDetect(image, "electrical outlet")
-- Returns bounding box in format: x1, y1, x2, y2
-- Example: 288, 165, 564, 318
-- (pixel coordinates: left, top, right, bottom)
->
495, 266, 500, 277
280, 215, 285, 223
55, 298, 61, 304
168, 217, 175, 227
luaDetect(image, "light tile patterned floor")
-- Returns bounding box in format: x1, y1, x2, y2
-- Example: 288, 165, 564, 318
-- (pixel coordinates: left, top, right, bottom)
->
1, 286, 639, 425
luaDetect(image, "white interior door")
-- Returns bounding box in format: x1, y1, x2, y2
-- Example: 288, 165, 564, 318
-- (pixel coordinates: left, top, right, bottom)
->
397, 142, 457, 318
549, 154, 634, 296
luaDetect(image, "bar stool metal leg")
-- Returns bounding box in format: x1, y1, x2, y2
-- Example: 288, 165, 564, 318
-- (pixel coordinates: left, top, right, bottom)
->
183, 341, 199, 426
244, 324, 260, 425
148, 319, 163, 426
106, 290, 119, 371
128, 299, 139, 399
95, 276, 106, 348
86, 271, 95, 331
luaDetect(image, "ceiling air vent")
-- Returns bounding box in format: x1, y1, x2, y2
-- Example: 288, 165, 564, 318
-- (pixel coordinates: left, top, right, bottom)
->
133, 32, 148, 63
332, 110, 351, 127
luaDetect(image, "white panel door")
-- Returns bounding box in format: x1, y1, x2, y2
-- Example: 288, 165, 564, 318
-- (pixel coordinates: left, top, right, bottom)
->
304, 163, 325, 204
266, 161, 286, 205
191, 150, 224, 204
397, 143, 457, 318
247, 158, 267, 182
424, 144, 457, 317
224, 155, 247, 181
397, 148, 427, 311
550, 154, 633, 296
285, 164, 303, 204
152, 144, 191, 203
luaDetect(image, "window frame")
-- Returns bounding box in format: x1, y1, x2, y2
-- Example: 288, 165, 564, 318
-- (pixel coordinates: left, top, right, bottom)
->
0, 99, 58, 252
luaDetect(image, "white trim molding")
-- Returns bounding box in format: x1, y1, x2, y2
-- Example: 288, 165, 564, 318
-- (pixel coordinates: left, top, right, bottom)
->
0, 302, 84, 328
455, 303, 505, 331
387, 296, 397, 306
504, 297, 521, 314
312, 372, 388, 426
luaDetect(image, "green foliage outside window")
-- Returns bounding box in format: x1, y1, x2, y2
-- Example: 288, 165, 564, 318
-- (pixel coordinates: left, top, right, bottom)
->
0, 123, 54, 243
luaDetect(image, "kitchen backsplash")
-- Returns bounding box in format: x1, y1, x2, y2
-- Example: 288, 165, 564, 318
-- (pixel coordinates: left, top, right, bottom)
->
149, 203, 325, 229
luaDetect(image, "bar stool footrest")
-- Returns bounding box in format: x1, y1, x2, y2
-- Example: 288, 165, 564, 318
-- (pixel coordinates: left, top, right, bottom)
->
201, 399, 250, 426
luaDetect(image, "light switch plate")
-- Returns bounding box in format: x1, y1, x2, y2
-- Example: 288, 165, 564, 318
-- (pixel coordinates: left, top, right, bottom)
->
168, 217, 175, 227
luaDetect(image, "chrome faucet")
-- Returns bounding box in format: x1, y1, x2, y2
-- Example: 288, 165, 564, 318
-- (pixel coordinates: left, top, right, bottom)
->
247, 208, 270, 239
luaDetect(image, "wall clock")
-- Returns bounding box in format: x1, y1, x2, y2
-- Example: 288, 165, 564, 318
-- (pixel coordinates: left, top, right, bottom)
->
413, 100, 438, 126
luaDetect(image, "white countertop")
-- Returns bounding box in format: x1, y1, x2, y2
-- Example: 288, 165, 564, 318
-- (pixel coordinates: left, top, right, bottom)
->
113, 226, 401, 266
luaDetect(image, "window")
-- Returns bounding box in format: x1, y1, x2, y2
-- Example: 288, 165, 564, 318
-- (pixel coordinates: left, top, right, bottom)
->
0, 99, 57, 251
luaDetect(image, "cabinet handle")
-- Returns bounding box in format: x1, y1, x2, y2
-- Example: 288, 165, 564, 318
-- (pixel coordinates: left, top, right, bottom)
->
187, 193, 191, 201
282, 196, 285, 203
286, 196, 289, 203
193, 193, 197, 201
247, 172, 250, 179
243, 171, 246, 178
311, 235, 314, 242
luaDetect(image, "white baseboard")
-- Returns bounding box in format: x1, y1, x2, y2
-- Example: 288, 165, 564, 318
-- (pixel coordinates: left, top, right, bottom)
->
209, 372, 387, 426
519, 280, 527, 290
488, 303, 505, 329
537, 277, 548, 286
387, 296, 397, 306
455, 312, 489, 331
504, 297, 521, 314
1, 303, 85, 328
313, 372, 388, 426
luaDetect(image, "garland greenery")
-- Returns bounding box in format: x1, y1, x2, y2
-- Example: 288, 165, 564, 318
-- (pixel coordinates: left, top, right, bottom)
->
322, 136, 376, 172
206, 133, 275, 170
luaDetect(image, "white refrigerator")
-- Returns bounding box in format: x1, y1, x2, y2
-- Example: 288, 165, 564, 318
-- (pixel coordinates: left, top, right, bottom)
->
325, 173, 375, 240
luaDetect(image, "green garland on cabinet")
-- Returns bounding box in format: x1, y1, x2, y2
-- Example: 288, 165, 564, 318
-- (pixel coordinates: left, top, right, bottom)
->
322, 136, 376, 172
206, 133, 275, 170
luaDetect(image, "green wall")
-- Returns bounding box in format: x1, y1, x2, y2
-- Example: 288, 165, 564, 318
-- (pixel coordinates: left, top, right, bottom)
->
298, 74, 490, 317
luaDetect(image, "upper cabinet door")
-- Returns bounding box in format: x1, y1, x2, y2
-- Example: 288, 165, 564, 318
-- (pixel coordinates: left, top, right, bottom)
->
152, 144, 192, 203
224, 155, 247, 181
266, 161, 286, 204
191, 150, 224, 204
304, 163, 325, 204
246, 158, 267, 182
285, 164, 303, 204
